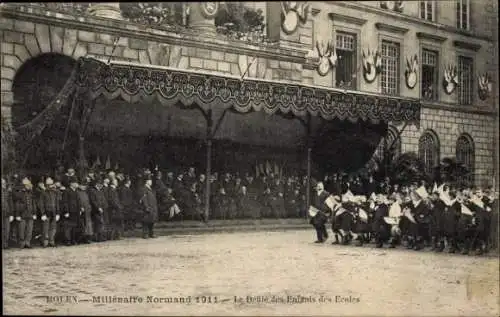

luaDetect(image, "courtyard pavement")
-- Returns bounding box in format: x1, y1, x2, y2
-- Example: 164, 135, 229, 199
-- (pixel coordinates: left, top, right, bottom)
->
2, 230, 499, 316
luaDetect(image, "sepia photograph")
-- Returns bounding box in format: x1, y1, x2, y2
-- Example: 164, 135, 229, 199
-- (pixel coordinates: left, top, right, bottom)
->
1, 1, 499, 316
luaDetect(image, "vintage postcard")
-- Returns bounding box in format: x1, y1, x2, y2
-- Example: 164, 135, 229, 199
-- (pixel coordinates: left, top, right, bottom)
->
1, 1, 499, 316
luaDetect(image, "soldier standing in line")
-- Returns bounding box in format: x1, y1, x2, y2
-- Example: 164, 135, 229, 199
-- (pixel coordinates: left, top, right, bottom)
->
13, 177, 37, 248
41, 177, 60, 247
62, 177, 80, 246
140, 174, 158, 239
2, 178, 14, 249
120, 177, 136, 231
109, 178, 124, 240
88, 177, 108, 242
77, 178, 93, 244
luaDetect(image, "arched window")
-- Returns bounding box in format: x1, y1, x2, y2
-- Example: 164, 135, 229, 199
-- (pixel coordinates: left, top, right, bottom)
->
419, 130, 440, 177
456, 134, 475, 186
376, 126, 402, 159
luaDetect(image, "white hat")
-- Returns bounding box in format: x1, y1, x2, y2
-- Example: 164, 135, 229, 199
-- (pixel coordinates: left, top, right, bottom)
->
342, 190, 355, 203
22, 177, 31, 186
45, 177, 54, 185
355, 195, 367, 203
415, 186, 429, 200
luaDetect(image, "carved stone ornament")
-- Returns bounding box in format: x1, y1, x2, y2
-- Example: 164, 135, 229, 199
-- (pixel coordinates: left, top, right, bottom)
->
200, 2, 219, 19
281, 1, 310, 35
443, 64, 459, 95
362, 48, 382, 83
478, 73, 492, 100
405, 54, 418, 89
380, 1, 404, 12
316, 40, 337, 76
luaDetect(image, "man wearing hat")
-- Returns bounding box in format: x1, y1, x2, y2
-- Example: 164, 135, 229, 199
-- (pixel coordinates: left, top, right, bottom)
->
13, 177, 37, 248
89, 176, 108, 242
2, 178, 14, 249
62, 177, 80, 245
108, 178, 124, 240
63, 168, 77, 189
41, 177, 60, 247
120, 176, 136, 231
310, 182, 331, 243
140, 174, 158, 238
371, 194, 390, 248
407, 187, 431, 250
77, 178, 93, 244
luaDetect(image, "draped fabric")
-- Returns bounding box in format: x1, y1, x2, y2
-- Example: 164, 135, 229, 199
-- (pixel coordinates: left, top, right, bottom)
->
15, 58, 81, 145
15, 56, 421, 148
76, 57, 421, 125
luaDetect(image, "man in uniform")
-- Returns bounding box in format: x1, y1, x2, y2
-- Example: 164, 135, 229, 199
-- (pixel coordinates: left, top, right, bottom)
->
41, 177, 60, 247
120, 176, 136, 231
62, 177, 80, 245
2, 178, 13, 249
140, 174, 158, 239
89, 177, 108, 242
108, 178, 124, 240
77, 178, 93, 244
310, 182, 330, 243
13, 177, 37, 248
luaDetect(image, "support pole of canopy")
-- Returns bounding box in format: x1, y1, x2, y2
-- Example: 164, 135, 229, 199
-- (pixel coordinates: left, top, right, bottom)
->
205, 109, 213, 221
305, 114, 312, 219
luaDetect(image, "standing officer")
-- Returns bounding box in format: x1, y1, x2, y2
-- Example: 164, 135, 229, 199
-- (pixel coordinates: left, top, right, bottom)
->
140, 174, 158, 239
13, 177, 37, 248
310, 182, 331, 243
62, 177, 80, 245
2, 178, 14, 249
89, 177, 108, 242
77, 179, 93, 244
120, 176, 136, 231
108, 178, 124, 240
41, 177, 60, 247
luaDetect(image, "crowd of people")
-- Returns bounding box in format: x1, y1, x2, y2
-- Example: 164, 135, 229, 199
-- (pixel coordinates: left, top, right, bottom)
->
310, 179, 499, 256
2, 165, 498, 255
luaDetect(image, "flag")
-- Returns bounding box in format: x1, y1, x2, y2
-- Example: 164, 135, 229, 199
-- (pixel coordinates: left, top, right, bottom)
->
105, 155, 111, 170
335, 207, 347, 217
389, 202, 402, 218
358, 208, 368, 222
432, 182, 438, 193
308, 205, 320, 217
415, 185, 429, 200
403, 209, 417, 224
384, 217, 399, 225
325, 195, 337, 210
461, 204, 473, 216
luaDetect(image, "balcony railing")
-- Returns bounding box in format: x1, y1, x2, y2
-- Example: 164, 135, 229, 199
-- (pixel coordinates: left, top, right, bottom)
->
26, 2, 272, 47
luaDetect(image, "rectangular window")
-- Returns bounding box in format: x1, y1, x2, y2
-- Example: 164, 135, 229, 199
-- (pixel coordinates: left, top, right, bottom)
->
381, 41, 400, 96
456, 0, 469, 30
335, 32, 357, 89
458, 56, 473, 105
420, 1, 435, 21
421, 49, 438, 101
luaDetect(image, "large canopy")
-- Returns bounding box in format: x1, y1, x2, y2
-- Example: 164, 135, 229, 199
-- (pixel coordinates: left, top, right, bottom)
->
15, 56, 421, 144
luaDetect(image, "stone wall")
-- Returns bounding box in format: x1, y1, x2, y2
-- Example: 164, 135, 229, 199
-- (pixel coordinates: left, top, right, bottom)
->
394, 107, 496, 187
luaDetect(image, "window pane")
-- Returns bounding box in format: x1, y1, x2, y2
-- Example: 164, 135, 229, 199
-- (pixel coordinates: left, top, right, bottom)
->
419, 133, 439, 176
420, 1, 426, 19
335, 32, 356, 89
458, 56, 473, 105
381, 41, 399, 95
456, 135, 474, 186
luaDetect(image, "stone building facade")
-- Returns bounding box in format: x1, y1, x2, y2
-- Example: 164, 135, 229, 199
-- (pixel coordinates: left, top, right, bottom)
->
0, 2, 498, 187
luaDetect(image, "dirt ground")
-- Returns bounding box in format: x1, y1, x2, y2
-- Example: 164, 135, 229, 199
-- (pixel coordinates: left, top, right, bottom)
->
2, 230, 499, 316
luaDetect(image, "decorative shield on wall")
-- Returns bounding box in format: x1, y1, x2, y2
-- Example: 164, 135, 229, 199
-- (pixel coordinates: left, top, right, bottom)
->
200, 2, 219, 19
281, 1, 309, 35
443, 64, 459, 95
405, 54, 418, 89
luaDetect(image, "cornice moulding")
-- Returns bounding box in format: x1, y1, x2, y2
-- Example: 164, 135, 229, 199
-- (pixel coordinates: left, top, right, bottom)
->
375, 22, 409, 34
328, 12, 367, 26
416, 32, 447, 43
331, 1, 493, 42
453, 40, 481, 52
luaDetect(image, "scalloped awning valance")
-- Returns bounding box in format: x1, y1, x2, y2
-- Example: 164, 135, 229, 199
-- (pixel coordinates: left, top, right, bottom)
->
15, 56, 420, 144
77, 57, 420, 125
